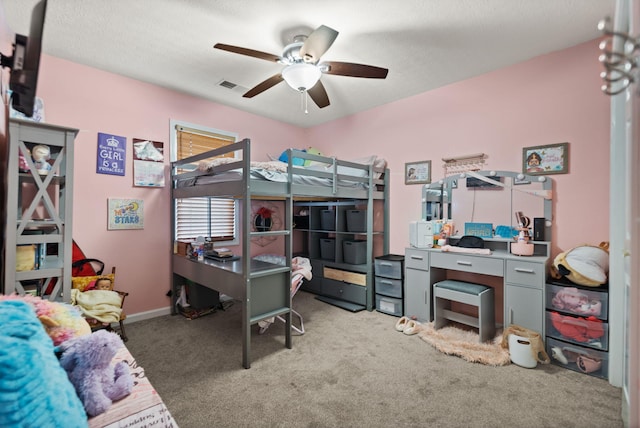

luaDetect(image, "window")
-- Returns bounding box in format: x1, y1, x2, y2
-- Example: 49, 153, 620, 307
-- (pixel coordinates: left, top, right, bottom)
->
171, 120, 238, 244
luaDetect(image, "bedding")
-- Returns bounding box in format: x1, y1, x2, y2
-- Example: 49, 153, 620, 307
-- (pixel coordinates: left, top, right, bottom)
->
180, 156, 387, 189
88, 346, 177, 428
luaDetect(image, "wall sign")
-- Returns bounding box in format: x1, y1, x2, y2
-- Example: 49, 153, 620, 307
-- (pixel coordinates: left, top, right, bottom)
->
107, 198, 144, 230
97, 133, 126, 176
133, 138, 165, 187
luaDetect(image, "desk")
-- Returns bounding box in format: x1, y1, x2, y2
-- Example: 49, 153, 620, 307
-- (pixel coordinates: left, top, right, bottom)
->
172, 254, 292, 368
404, 237, 550, 334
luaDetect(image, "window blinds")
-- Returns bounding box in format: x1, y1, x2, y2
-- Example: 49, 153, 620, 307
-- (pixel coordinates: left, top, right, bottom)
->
175, 126, 236, 241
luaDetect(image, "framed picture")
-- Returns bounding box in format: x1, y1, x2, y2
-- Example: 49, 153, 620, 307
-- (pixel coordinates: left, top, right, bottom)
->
522, 142, 569, 175
107, 198, 144, 230
405, 160, 431, 185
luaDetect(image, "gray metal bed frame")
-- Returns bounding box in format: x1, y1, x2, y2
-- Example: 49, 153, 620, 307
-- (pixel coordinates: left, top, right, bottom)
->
170, 139, 389, 368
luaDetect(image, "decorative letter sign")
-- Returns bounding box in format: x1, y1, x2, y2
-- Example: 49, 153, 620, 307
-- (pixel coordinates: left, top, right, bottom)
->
97, 133, 126, 176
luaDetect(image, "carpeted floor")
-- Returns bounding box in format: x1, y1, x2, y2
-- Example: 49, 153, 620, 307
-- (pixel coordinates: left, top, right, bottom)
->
124, 291, 624, 428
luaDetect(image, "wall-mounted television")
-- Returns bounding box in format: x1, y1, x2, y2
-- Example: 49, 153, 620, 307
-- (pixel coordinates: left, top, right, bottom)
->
0, 0, 47, 118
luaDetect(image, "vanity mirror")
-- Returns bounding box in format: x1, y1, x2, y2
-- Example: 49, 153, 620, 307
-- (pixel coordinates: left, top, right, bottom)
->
422, 170, 552, 240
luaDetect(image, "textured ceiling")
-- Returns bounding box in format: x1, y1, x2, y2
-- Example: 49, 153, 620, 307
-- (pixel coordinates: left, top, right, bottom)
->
1, 0, 615, 128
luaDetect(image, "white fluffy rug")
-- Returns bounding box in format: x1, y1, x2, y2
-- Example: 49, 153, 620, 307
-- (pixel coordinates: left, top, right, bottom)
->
417, 322, 510, 366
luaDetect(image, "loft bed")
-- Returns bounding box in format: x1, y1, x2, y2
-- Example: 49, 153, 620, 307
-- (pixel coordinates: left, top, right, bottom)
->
170, 138, 389, 368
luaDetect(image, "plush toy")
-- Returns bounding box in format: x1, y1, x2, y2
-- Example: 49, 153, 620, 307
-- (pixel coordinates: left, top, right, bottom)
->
58, 330, 133, 417
0, 294, 91, 346
551, 287, 602, 316
31, 144, 52, 175
550, 242, 609, 287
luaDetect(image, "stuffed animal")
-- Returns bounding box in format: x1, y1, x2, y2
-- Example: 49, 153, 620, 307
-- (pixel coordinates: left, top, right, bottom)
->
0, 294, 91, 346
31, 144, 52, 174
58, 330, 133, 417
550, 242, 609, 287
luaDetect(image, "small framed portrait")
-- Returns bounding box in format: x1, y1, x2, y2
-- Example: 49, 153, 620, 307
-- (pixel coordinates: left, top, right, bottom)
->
405, 160, 431, 185
522, 142, 569, 175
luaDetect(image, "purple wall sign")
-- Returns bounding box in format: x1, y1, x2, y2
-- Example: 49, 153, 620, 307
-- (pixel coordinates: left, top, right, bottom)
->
97, 133, 126, 176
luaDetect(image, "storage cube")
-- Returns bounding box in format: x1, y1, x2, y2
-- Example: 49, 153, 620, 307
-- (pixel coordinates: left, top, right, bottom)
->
375, 276, 402, 298
320, 238, 336, 261
343, 240, 367, 264
376, 294, 403, 316
545, 282, 608, 320
346, 209, 367, 232
546, 337, 609, 379
374, 254, 404, 279
320, 209, 336, 230
546, 311, 609, 351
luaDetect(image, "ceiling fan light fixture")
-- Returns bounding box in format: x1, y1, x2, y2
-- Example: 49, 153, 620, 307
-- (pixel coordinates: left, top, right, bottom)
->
282, 63, 321, 92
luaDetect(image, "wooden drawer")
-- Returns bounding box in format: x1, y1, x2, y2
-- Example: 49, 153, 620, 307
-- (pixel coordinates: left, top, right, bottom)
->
405, 248, 429, 271
323, 278, 366, 305
324, 266, 367, 286
505, 260, 545, 288
430, 252, 503, 277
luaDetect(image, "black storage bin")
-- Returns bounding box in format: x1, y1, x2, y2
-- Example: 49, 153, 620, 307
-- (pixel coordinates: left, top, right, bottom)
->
187, 280, 220, 309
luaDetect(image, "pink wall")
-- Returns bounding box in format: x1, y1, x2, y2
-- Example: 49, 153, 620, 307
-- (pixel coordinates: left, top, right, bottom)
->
30, 39, 608, 316
306, 40, 610, 257
36, 55, 305, 315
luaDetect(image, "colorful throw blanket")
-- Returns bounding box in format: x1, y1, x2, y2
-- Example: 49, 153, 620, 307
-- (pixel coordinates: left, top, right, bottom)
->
71, 289, 122, 323
0, 300, 87, 427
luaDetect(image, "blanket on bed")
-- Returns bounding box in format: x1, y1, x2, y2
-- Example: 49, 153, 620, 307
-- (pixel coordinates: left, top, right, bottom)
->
0, 300, 88, 427
71, 289, 122, 323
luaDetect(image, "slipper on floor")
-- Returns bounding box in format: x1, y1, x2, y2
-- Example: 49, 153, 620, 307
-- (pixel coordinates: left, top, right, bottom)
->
395, 316, 410, 332
403, 320, 420, 335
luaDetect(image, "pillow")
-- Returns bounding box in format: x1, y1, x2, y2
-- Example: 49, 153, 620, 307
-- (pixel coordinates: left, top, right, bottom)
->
72, 273, 116, 292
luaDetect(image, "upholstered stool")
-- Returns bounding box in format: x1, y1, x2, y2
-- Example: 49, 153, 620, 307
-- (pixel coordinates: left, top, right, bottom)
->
433, 280, 495, 343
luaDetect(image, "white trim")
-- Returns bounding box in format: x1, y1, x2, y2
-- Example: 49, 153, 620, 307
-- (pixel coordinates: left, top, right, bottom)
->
123, 306, 172, 324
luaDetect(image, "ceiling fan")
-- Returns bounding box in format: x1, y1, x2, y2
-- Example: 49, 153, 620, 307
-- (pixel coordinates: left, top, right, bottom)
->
214, 25, 388, 109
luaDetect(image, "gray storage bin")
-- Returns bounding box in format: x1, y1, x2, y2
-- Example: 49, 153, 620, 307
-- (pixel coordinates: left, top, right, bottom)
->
375, 276, 403, 298
320, 238, 336, 261
320, 209, 336, 230
376, 294, 403, 316
374, 254, 404, 279
346, 209, 367, 232
343, 240, 366, 264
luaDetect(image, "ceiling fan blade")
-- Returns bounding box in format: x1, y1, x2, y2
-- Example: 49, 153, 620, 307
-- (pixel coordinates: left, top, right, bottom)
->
299, 25, 339, 63
323, 61, 388, 79
243, 74, 284, 98
214, 43, 281, 63
307, 80, 330, 109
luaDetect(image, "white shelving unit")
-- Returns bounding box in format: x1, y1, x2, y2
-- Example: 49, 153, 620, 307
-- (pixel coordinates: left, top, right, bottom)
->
3, 119, 77, 302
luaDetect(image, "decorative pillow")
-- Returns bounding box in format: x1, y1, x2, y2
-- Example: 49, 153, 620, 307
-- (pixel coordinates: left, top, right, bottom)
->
72, 274, 116, 292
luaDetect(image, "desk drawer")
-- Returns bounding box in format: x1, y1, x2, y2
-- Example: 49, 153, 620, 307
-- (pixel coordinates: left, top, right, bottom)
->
505, 260, 545, 288
430, 252, 503, 277
405, 249, 429, 271
323, 278, 366, 305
